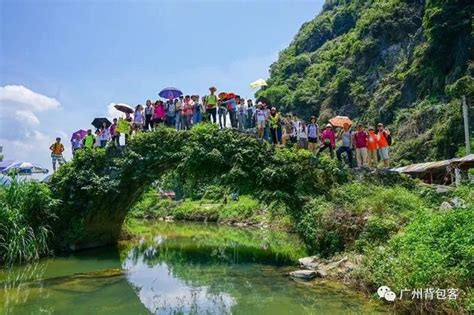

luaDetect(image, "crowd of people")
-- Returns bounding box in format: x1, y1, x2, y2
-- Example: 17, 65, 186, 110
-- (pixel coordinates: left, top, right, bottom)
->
53, 86, 392, 172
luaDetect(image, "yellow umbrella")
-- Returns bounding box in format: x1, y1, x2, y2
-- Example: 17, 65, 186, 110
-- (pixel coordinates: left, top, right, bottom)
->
250, 79, 268, 90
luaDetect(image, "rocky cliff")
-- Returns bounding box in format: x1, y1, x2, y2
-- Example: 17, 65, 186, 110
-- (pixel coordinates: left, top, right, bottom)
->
260, 0, 473, 163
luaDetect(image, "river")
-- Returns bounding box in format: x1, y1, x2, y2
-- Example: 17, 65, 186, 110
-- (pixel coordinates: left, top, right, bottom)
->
0, 221, 387, 314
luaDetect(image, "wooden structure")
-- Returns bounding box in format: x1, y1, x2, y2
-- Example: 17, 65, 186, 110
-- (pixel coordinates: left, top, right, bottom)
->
391, 154, 474, 185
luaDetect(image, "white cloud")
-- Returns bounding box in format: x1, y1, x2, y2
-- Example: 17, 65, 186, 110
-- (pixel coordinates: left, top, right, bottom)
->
107, 102, 120, 120
15, 110, 40, 126
0, 85, 66, 173
0, 85, 61, 140
0, 85, 60, 112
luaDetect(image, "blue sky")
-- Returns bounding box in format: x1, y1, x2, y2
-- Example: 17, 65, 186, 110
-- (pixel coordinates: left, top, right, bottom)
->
0, 0, 323, 170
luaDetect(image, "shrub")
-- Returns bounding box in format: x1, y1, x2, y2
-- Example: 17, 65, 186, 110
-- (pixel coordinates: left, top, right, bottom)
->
0, 179, 58, 266
202, 185, 226, 202
220, 196, 260, 220
358, 206, 474, 313
296, 182, 428, 256
173, 200, 220, 221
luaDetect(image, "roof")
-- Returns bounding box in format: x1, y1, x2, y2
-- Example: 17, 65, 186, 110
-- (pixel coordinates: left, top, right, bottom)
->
452, 154, 474, 163
0, 160, 15, 171
392, 154, 474, 174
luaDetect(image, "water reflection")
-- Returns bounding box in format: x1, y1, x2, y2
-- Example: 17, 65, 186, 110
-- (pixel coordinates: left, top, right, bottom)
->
125, 257, 235, 314
0, 222, 386, 315
120, 222, 385, 315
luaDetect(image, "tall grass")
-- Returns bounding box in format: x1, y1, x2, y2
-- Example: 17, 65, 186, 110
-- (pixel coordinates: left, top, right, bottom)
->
0, 178, 58, 267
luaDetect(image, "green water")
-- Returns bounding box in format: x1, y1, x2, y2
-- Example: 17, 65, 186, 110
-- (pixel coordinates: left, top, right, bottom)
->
0, 221, 386, 314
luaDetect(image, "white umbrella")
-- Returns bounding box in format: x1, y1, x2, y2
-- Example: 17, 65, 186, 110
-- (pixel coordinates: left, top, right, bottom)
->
250, 79, 268, 90
1, 162, 49, 175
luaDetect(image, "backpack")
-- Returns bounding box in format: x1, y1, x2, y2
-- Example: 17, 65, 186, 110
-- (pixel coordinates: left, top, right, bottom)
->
383, 131, 392, 146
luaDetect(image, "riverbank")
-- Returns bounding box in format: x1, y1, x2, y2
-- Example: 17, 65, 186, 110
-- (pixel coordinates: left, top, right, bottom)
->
122, 181, 474, 314
123, 191, 294, 235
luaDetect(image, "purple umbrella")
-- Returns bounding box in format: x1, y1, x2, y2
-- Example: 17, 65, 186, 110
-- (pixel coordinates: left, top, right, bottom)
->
71, 129, 87, 142
159, 87, 183, 100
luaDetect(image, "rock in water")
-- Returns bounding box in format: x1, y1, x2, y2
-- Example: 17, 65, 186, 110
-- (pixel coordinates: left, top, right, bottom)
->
298, 256, 320, 270
289, 270, 317, 280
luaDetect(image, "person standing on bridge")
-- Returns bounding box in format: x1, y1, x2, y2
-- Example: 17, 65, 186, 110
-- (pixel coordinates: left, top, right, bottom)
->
377, 123, 391, 167
307, 116, 320, 154
367, 126, 378, 167
317, 123, 336, 158
238, 98, 247, 131
133, 105, 145, 132
336, 122, 353, 167
165, 99, 176, 127
192, 95, 202, 125
353, 123, 368, 167
227, 95, 238, 128
154, 100, 166, 127
98, 121, 110, 147
71, 133, 82, 155
246, 99, 255, 129
205, 87, 218, 124
268, 107, 282, 145
262, 103, 271, 141
110, 118, 119, 147
82, 129, 96, 149
255, 102, 266, 139
175, 98, 183, 130
182, 95, 193, 130
144, 100, 154, 131
50, 137, 65, 172
297, 122, 308, 149
218, 96, 227, 129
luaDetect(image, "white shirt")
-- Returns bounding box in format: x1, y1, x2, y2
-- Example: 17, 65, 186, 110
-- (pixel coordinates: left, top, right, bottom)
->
298, 127, 308, 139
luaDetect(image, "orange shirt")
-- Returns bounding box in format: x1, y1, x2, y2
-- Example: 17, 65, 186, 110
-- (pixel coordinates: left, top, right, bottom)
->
50, 142, 64, 155
377, 131, 389, 148
367, 132, 378, 150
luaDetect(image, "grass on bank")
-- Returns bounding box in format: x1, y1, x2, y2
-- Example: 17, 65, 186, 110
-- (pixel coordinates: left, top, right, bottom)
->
127, 188, 293, 228
293, 181, 473, 313
0, 179, 58, 267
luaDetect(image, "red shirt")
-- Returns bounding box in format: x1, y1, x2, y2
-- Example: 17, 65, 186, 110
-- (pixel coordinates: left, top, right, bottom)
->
354, 131, 368, 148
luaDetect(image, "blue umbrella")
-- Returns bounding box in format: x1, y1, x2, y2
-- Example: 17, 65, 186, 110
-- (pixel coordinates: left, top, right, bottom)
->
159, 87, 183, 99
1, 162, 49, 175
